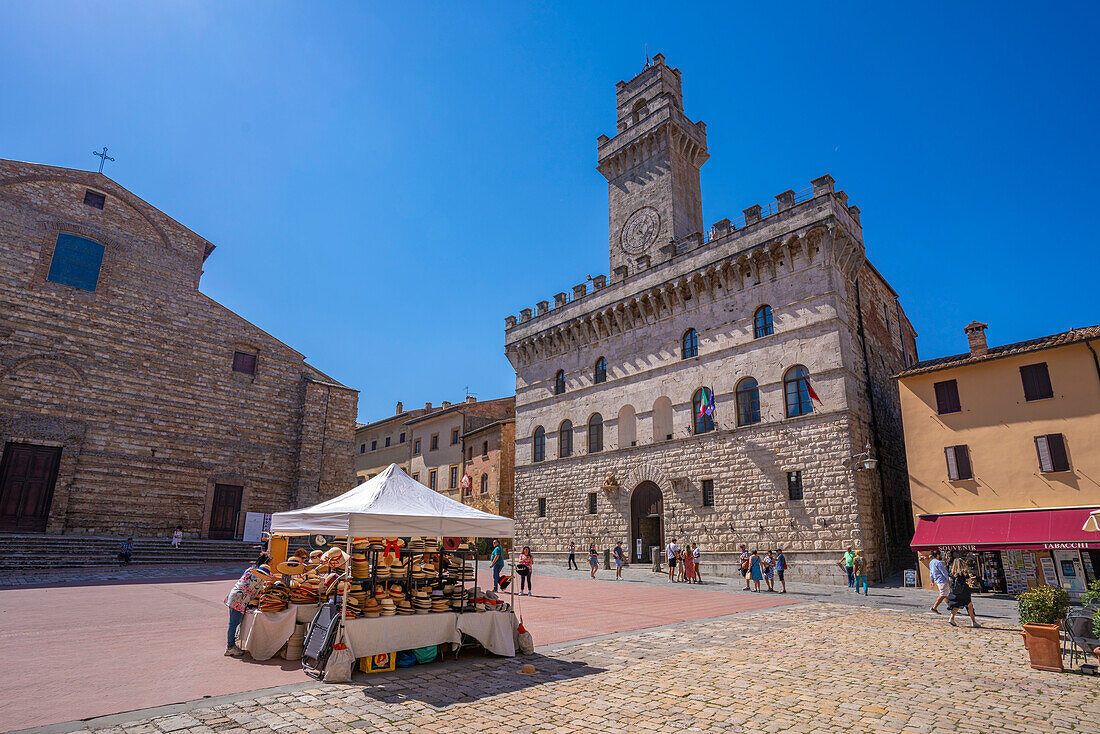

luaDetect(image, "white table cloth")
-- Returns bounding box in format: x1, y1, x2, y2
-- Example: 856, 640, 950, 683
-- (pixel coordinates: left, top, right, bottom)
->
341, 613, 461, 658
240, 608, 298, 661
456, 611, 516, 657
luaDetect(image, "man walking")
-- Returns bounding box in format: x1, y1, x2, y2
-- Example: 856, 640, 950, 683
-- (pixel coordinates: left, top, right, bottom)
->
739, 544, 751, 590
490, 539, 504, 592
613, 541, 625, 581
567, 541, 578, 570
842, 546, 856, 588
775, 547, 788, 593
666, 538, 678, 583
929, 550, 950, 614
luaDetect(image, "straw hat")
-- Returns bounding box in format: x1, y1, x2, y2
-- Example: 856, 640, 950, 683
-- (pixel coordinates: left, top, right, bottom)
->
276, 559, 309, 576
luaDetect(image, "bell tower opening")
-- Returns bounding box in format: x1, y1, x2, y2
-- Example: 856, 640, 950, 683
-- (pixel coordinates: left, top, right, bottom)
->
597, 53, 708, 279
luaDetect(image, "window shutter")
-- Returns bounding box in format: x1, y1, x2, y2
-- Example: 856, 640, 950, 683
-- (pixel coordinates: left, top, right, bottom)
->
955, 445, 972, 479
945, 446, 959, 480
1047, 434, 1069, 472
1034, 435, 1053, 473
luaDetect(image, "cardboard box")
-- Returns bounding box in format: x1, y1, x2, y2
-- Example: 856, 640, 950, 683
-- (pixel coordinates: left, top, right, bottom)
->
359, 652, 395, 674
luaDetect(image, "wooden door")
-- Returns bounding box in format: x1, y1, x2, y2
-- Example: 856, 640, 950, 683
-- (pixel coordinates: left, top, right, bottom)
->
0, 443, 63, 532
209, 484, 243, 539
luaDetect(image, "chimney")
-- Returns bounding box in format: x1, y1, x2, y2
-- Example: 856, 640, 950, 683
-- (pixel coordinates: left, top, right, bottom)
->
964, 321, 988, 356
395, 401, 403, 415
425, 402, 433, 410
442, 401, 451, 409
466, 395, 476, 403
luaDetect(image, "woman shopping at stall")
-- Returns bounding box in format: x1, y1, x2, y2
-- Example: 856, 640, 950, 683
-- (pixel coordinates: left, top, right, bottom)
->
222, 552, 272, 656
516, 545, 534, 595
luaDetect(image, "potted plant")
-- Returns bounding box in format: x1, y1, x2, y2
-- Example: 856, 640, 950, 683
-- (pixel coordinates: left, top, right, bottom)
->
1017, 585, 1070, 672
1084, 580, 1100, 667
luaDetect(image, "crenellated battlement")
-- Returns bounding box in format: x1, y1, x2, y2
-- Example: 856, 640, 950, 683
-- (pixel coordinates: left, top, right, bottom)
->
503, 174, 862, 332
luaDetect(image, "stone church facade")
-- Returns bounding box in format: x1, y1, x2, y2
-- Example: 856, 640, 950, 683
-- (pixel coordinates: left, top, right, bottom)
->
0, 160, 357, 538
505, 56, 918, 583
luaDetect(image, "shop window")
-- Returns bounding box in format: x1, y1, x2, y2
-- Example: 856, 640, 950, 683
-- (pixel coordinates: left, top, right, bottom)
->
232, 351, 257, 376
588, 414, 603, 453
1035, 434, 1069, 473
559, 420, 573, 458
693, 387, 715, 434
702, 479, 714, 507
588, 492, 597, 514
451, 428, 460, 445
754, 305, 774, 338
83, 189, 106, 209
787, 471, 803, 500
736, 377, 761, 426
481, 474, 488, 493
784, 365, 813, 418
554, 370, 566, 395
934, 380, 961, 414
430, 434, 439, 451
1020, 363, 1053, 401
682, 328, 698, 359
48, 233, 104, 291
537, 497, 546, 517
532, 426, 545, 462
429, 470, 437, 490
945, 445, 973, 480
594, 356, 607, 384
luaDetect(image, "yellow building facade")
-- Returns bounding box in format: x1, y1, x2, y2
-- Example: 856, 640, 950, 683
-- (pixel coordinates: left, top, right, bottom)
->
897, 322, 1100, 597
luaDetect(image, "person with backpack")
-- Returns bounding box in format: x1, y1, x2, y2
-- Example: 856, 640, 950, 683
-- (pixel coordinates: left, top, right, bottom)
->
516, 546, 534, 595
739, 544, 751, 590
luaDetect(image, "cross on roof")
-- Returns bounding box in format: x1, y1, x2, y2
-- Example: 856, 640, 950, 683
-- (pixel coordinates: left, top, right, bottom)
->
92, 146, 115, 173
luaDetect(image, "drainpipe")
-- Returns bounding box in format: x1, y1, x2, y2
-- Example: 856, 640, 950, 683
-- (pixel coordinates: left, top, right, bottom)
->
854, 279, 892, 574
1085, 340, 1100, 384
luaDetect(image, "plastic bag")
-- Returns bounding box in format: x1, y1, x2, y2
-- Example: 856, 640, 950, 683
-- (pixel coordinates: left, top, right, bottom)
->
396, 650, 418, 667
322, 644, 354, 683
413, 645, 438, 664
516, 620, 534, 655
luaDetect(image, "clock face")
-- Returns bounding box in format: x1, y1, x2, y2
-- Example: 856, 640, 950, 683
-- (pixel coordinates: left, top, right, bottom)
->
620, 206, 660, 255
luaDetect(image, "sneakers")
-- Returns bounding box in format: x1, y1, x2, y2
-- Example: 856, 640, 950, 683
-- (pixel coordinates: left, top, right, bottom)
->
948, 619, 957, 627
972, 622, 982, 628
224, 646, 244, 657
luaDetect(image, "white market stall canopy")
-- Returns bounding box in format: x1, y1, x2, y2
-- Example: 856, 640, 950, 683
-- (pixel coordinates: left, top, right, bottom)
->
269, 463, 515, 538
1085, 510, 1100, 533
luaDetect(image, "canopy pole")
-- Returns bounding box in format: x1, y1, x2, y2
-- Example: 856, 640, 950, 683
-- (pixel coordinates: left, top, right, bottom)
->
338, 533, 352, 643
509, 549, 515, 610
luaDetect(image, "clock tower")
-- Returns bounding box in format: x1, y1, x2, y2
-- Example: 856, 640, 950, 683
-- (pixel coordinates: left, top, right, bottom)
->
597, 54, 709, 278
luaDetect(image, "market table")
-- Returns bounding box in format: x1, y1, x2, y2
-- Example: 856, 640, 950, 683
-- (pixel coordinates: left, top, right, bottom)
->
240, 604, 318, 661
341, 611, 517, 658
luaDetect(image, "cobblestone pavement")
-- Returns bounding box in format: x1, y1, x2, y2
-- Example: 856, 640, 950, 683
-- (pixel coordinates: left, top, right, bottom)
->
28, 602, 1098, 734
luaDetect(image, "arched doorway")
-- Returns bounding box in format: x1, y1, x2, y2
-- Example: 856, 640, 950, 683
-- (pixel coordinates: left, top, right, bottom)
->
630, 481, 664, 563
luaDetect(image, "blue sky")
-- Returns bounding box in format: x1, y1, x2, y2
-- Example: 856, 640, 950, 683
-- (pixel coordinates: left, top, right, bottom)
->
4, 2, 1098, 422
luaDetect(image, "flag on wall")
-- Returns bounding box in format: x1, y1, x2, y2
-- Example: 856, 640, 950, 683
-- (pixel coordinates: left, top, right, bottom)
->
806, 379, 823, 406
697, 388, 715, 419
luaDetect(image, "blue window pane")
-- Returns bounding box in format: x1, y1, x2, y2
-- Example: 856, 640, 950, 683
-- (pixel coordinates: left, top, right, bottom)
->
47, 234, 104, 292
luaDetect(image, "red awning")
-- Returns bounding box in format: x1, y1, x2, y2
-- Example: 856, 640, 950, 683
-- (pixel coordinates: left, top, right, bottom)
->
911, 507, 1100, 551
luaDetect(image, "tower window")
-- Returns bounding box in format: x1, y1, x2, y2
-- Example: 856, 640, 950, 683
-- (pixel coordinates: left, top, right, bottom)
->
559, 420, 573, 458
47, 233, 105, 292
232, 351, 257, 376
537, 498, 547, 517
594, 357, 607, 384
692, 387, 715, 434
754, 305, 774, 338
533, 426, 546, 463
588, 492, 598, 514
481, 474, 488, 493
787, 471, 804, 501
784, 365, 813, 418
701, 479, 714, 508
554, 370, 566, 395
588, 414, 604, 453
632, 98, 649, 124
736, 377, 761, 426
682, 329, 699, 359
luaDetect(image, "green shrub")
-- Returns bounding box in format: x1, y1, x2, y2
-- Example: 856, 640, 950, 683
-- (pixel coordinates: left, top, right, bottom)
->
1083, 580, 1100, 632
1017, 585, 1071, 625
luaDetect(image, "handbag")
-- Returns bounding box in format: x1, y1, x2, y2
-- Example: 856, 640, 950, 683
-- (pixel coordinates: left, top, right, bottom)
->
516, 619, 534, 655
322, 642, 354, 683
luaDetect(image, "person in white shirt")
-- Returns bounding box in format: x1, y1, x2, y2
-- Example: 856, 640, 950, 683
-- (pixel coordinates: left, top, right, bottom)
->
171, 526, 183, 549
666, 539, 678, 583
692, 544, 701, 582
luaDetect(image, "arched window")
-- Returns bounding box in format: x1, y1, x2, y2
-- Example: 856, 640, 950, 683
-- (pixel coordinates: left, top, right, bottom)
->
594, 357, 607, 384
754, 305, 774, 338
532, 426, 546, 462
682, 328, 698, 359
652, 396, 673, 442
618, 405, 636, 448
736, 377, 761, 426
588, 413, 604, 453
632, 98, 649, 124
559, 419, 573, 458
692, 387, 715, 434
480, 474, 488, 493
554, 370, 565, 395
784, 365, 814, 418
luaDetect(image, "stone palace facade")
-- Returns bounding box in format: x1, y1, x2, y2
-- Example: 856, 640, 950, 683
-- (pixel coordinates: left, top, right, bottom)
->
504, 55, 918, 583
0, 160, 357, 538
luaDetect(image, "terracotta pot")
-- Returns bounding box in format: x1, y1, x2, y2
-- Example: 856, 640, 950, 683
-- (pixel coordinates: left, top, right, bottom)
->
1021, 623, 1063, 672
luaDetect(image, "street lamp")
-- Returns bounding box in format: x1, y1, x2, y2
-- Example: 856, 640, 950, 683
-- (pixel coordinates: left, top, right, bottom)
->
851, 442, 878, 472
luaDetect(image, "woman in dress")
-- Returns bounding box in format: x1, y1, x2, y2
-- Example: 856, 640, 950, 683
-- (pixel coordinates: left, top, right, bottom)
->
947, 559, 981, 628
749, 550, 763, 592
223, 552, 272, 657
762, 551, 775, 591
516, 545, 534, 596
683, 544, 696, 583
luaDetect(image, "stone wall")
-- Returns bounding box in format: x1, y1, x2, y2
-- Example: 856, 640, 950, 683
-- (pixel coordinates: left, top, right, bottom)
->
0, 161, 356, 537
